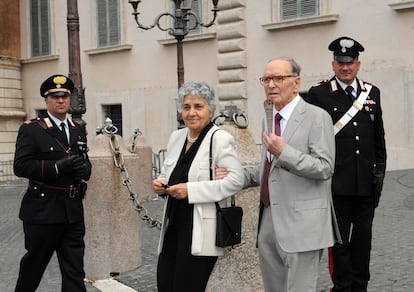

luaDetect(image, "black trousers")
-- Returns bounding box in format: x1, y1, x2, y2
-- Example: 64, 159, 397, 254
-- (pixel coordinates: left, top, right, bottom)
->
157, 223, 217, 292
15, 221, 86, 292
330, 195, 375, 292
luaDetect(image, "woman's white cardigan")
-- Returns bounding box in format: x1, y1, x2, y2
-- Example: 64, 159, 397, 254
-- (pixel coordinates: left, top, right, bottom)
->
157, 125, 244, 256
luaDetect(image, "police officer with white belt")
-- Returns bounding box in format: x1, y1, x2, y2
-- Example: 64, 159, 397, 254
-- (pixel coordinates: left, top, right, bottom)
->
306, 36, 387, 292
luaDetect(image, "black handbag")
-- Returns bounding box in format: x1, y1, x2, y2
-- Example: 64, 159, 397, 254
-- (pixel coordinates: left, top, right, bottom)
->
209, 129, 243, 248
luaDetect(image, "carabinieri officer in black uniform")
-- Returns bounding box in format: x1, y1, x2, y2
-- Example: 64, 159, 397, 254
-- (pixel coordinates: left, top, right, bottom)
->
305, 37, 387, 292
14, 74, 92, 292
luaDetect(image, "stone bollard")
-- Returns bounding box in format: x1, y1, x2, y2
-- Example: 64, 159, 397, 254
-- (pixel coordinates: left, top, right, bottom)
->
207, 122, 265, 292
83, 133, 153, 280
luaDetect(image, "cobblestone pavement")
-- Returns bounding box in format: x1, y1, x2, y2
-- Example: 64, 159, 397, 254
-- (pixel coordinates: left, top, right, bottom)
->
1, 169, 414, 291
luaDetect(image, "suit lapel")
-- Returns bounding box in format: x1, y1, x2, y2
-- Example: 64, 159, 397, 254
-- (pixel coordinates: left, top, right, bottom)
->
282, 98, 306, 143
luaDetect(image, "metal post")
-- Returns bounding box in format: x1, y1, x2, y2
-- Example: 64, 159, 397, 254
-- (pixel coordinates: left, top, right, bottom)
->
176, 36, 185, 89
176, 36, 185, 127
67, 0, 86, 127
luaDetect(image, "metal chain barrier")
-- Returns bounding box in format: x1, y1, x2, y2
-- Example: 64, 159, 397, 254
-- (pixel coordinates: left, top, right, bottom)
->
103, 122, 162, 230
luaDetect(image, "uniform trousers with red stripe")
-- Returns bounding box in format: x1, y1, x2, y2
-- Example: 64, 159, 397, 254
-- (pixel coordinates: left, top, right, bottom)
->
329, 195, 375, 292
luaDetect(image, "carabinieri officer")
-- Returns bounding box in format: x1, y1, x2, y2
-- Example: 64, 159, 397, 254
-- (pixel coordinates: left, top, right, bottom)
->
306, 37, 387, 292
14, 74, 92, 292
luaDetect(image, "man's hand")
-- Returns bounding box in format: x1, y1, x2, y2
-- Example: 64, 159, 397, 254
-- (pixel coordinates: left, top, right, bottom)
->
55, 155, 84, 175
215, 167, 228, 180
373, 170, 385, 208
263, 132, 285, 157
74, 160, 92, 181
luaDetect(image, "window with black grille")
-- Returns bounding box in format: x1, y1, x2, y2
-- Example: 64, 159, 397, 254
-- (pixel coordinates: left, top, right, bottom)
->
103, 104, 123, 136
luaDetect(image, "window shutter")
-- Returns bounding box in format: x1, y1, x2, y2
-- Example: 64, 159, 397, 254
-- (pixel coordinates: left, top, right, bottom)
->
188, 0, 201, 34
97, 0, 108, 47
30, 0, 50, 57
97, 0, 120, 47
31, 0, 40, 56
40, 0, 50, 54
281, 0, 298, 20
301, 0, 319, 17
108, 0, 120, 45
281, 0, 319, 20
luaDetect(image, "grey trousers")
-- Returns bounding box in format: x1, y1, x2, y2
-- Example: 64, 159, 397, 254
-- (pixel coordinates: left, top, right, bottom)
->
258, 207, 322, 292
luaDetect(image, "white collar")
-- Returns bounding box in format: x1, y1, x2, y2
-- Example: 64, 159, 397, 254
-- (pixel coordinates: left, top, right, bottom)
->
273, 94, 300, 121
48, 112, 68, 128
335, 77, 358, 95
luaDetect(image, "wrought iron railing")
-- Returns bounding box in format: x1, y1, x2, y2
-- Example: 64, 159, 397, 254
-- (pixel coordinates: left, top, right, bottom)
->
0, 160, 20, 182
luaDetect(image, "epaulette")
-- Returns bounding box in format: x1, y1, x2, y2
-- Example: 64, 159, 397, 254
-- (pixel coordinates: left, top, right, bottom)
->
312, 79, 329, 87
68, 118, 76, 127
23, 117, 39, 125
360, 79, 376, 87
68, 118, 82, 128
23, 117, 54, 129
329, 80, 338, 92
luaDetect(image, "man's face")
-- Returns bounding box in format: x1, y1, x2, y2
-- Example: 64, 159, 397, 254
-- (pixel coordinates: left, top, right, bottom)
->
261, 59, 301, 111
332, 58, 360, 85
44, 94, 70, 120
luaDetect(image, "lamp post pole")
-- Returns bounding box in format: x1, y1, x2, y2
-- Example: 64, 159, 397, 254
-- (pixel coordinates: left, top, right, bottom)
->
128, 0, 219, 128
176, 35, 184, 89
67, 0, 86, 127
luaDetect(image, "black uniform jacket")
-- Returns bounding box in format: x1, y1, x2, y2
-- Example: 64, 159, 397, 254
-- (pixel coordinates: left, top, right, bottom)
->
14, 114, 91, 224
306, 77, 387, 196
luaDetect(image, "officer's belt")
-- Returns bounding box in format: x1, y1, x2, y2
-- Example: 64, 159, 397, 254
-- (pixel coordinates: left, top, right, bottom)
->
334, 83, 372, 135
29, 180, 81, 198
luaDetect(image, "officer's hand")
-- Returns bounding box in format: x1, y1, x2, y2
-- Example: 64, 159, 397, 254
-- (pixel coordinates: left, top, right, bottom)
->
373, 170, 385, 208
74, 160, 92, 181
56, 155, 84, 175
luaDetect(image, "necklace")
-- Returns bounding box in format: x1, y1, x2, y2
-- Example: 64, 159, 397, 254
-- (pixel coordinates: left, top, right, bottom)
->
187, 133, 198, 143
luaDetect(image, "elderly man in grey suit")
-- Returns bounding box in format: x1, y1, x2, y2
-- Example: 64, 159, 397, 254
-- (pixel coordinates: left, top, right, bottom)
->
243, 57, 337, 292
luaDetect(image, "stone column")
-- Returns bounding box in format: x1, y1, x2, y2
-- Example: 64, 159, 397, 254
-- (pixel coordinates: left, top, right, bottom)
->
216, 0, 247, 112
207, 122, 264, 291
83, 133, 153, 280
0, 1, 24, 163
0, 58, 25, 163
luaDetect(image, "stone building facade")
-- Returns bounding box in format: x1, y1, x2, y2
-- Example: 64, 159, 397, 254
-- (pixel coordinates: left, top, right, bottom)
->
0, 0, 24, 163
1, 0, 414, 170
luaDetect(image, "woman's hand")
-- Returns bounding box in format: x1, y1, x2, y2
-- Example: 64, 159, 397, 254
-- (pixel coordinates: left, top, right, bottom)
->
152, 178, 168, 195
166, 183, 188, 200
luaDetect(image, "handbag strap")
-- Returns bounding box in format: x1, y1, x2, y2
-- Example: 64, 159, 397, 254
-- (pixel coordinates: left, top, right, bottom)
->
209, 128, 220, 181
209, 129, 236, 210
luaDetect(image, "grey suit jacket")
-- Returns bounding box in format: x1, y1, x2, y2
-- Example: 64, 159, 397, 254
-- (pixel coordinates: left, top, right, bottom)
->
244, 97, 338, 253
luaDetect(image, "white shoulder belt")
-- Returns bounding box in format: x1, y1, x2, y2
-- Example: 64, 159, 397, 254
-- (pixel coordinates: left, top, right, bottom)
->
334, 84, 372, 135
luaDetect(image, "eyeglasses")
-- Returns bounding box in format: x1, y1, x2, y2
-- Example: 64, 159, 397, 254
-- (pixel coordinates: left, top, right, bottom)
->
259, 75, 297, 85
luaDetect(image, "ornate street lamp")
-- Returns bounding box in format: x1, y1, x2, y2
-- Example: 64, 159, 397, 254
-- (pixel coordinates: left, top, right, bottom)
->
128, 0, 220, 128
